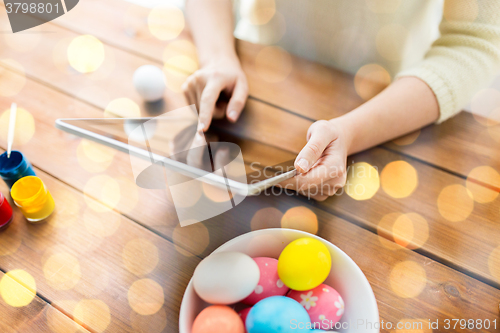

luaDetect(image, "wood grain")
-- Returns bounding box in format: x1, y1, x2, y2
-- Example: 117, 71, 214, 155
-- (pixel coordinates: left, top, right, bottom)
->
1, 69, 500, 331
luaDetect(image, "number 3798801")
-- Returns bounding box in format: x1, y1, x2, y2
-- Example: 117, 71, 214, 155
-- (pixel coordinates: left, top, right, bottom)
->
6, 2, 61, 14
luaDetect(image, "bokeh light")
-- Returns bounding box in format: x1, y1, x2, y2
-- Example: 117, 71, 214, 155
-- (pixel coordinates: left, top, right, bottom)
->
0, 270, 36, 307
354, 63, 391, 100
128, 279, 164, 316
240, 0, 276, 25
392, 130, 421, 146
0, 107, 35, 146
488, 246, 500, 282
4, 27, 41, 52
377, 212, 405, 250
255, 46, 292, 83
73, 299, 111, 333
164, 55, 198, 75
376, 24, 409, 62
345, 162, 380, 200
444, 0, 478, 22
0, 59, 26, 97
122, 238, 159, 276
380, 161, 418, 198
172, 223, 210, 257
163, 40, 198, 74
280, 206, 318, 234
437, 184, 474, 222
130, 308, 168, 333
466, 166, 500, 203
48, 190, 80, 229
104, 98, 141, 118
148, 5, 184, 41
250, 207, 283, 230
0, 224, 23, 257
43, 253, 81, 290
76, 139, 116, 173
83, 208, 122, 238
67, 35, 105, 74
84, 175, 121, 212
389, 261, 427, 298
378, 212, 429, 250
470, 88, 500, 126
365, 0, 401, 13
163, 67, 189, 93
202, 183, 233, 203
392, 213, 429, 249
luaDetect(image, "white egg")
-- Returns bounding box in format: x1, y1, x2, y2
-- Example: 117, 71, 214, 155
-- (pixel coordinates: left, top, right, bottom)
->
193, 252, 260, 304
133, 65, 166, 102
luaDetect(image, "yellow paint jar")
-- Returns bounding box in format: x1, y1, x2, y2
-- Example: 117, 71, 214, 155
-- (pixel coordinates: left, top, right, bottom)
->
11, 176, 55, 222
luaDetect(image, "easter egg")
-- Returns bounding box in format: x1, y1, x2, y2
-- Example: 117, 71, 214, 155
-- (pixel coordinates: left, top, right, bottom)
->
246, 296, 311, 333
133, 65, 166, 102
242, 257, 289, 305
288, 284, 345, 330
193, 252, 260, 304
192, 305, 245, 333
277, 238, 331, 291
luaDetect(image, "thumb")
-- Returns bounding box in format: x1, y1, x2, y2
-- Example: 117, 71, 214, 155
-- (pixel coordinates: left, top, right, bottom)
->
295, 121, 337, 173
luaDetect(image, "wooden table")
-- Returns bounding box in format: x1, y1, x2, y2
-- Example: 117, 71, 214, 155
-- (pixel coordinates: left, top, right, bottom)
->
0, 0, 499, 332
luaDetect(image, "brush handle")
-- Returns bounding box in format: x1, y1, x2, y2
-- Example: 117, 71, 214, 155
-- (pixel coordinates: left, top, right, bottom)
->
7, 103, 17, 158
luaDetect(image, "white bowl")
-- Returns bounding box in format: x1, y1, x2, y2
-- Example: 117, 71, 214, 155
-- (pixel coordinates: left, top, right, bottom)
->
179, 229, 379, 333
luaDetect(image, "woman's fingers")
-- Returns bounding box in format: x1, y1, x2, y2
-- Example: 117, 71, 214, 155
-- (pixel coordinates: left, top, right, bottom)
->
198, 79, 225, 131
294, 120, 337, 173
226, 77, 248, 122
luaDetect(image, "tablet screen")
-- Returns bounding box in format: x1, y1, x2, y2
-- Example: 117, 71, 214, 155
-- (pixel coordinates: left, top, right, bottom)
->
57, 110, 296, 186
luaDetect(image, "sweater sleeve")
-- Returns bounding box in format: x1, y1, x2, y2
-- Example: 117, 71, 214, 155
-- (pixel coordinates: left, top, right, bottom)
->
395, 0, 500, 123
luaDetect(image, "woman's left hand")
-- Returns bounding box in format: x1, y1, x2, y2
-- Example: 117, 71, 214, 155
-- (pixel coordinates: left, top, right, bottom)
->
278, 120, 348, 201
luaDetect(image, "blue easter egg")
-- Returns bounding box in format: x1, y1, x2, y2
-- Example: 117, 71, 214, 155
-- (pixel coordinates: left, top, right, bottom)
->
246, 296, 311, 332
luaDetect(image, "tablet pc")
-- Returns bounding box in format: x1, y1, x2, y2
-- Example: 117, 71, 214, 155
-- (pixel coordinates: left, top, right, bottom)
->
55, 112, 297, 196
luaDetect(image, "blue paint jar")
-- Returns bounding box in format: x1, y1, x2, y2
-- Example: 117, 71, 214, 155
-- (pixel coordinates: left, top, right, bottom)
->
0, 151, 36, 188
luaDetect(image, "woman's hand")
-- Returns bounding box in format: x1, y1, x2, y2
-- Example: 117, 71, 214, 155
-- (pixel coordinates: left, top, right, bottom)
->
278, 120, 349, 201
182, 57, 248, 132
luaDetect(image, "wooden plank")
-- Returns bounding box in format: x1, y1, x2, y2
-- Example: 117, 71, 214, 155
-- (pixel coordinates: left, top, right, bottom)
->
45, 0, 500, 187
0, 271, 89, 333
0, 162, 200, 332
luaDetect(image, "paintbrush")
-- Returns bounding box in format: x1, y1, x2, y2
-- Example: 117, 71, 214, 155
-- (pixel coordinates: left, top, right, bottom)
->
7, 103, 17, 158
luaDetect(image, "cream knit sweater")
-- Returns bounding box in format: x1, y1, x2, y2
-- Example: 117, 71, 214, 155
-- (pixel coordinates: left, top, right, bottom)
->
234, 0, 500, 123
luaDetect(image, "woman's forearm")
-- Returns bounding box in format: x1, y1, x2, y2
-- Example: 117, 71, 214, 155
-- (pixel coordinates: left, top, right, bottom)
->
333, 77, 440, 155
185, 0, 238, 66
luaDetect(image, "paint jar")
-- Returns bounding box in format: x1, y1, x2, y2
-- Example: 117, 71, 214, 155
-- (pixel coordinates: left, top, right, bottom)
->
0, 192, 13, 231
11, 176, 55, 222
0, 151, 36, 188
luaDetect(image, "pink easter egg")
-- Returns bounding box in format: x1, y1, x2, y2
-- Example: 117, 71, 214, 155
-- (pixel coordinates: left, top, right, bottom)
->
287, 284, 345, 330
238, 307, 251, 332
241, 257, 289, 305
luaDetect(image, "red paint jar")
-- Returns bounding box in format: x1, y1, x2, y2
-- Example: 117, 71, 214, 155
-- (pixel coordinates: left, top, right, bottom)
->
0, 191, 13, 231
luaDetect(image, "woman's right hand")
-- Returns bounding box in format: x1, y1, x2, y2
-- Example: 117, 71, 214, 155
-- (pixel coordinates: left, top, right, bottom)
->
182, 56, 249, 132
